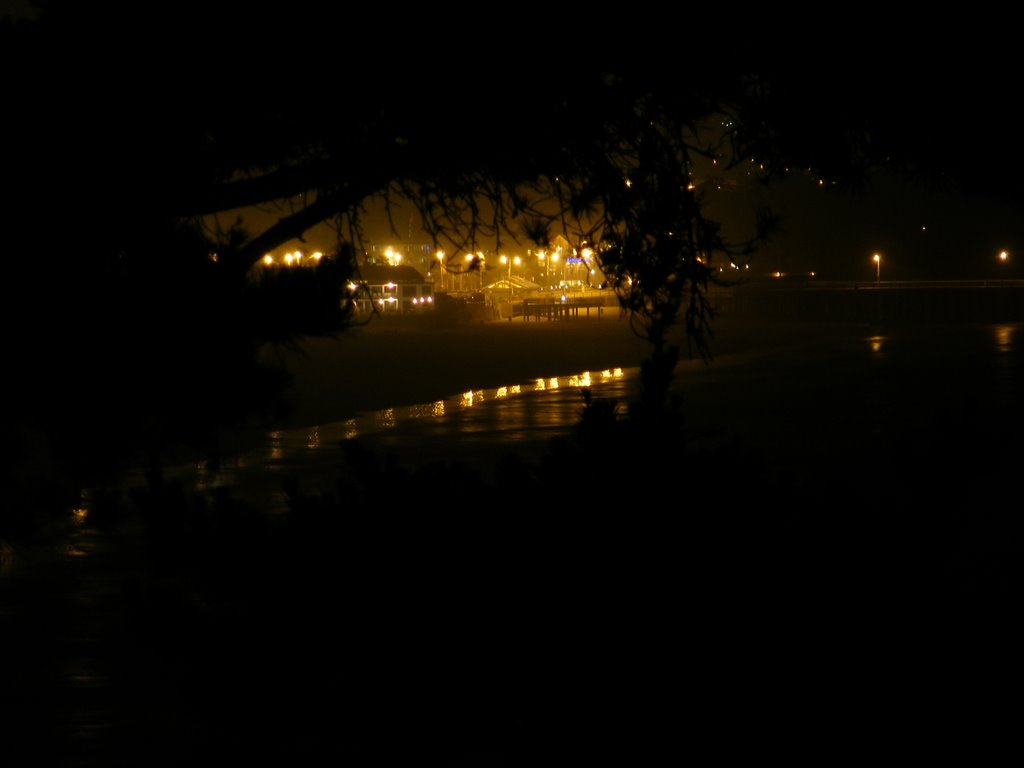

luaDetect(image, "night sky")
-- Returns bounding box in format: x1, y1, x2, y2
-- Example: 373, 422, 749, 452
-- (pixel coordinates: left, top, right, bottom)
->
231, 161, 1024, 282
212, 59, 1024, 281
5, 1, 1021, 280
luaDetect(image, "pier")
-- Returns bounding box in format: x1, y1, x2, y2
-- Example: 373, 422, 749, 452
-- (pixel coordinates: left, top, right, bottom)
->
485, 280, 1024, 325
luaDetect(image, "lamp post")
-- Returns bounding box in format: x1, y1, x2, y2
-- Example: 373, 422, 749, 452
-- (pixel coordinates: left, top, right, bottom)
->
872, 253, 881, 284
581, 247, 594, 290
464, 253, 474, 293
435, 250, 445, 292
500, 255, 521, 301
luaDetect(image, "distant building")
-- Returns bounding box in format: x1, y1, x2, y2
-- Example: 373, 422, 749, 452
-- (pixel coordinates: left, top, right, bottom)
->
483, 274, 542, 297
351, 264, 435, 313
368, 243, 438, 277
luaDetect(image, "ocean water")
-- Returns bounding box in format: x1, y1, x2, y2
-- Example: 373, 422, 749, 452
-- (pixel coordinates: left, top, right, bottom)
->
134, 365, 637, 513
131, 319, 1024, 515
6, 319, 1023, 765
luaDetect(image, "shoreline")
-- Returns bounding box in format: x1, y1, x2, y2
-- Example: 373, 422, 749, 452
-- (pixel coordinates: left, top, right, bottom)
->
263, 312, 882, 433
267, 314, 653, 431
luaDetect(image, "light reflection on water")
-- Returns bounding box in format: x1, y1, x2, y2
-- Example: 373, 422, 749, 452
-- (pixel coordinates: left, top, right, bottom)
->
114, 322, 1024, 517
995, 324, 1014, 350
16, 320, 1019, 766
134, 366, 632, 514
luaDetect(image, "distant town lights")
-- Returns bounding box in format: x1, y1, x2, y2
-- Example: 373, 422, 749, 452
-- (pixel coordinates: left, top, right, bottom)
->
262, 249, 330, 268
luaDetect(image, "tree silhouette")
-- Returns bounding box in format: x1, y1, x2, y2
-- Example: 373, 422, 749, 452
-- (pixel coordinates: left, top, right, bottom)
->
0, 12, 754, 513
7, 7, 1019, 529
7, 10, 1024, 763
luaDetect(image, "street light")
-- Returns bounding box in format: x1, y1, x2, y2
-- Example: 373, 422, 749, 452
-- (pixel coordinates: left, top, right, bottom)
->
464, 253, 475, 293
499, 254, 521, 301
872, 253, 881, 284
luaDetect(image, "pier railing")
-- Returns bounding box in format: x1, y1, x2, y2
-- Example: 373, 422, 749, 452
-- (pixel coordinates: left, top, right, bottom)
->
489, 281, 1024, 323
